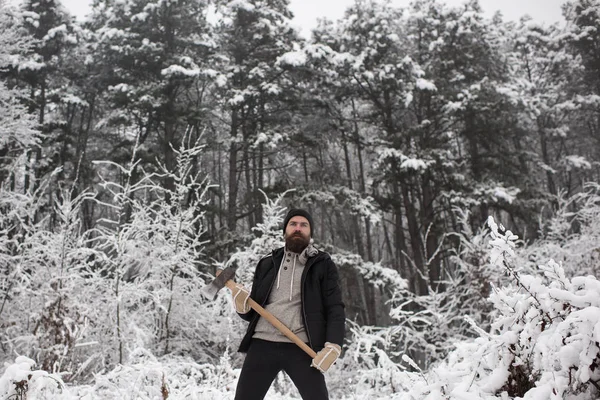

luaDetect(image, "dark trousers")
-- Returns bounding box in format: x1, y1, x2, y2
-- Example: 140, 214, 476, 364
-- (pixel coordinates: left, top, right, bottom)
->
234, 339, 329, 400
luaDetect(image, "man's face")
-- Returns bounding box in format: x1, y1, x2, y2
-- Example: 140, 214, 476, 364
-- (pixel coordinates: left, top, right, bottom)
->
284, 216, 311, 253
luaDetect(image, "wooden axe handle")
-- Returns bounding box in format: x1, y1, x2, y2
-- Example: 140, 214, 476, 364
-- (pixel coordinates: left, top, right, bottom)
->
225, 279, 317, 359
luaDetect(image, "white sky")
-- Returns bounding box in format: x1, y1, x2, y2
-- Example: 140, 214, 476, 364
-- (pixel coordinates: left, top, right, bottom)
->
61, 0, 565, 37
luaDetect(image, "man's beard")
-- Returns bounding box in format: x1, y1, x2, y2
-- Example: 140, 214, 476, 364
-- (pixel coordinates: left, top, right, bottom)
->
285, 233, 310, 253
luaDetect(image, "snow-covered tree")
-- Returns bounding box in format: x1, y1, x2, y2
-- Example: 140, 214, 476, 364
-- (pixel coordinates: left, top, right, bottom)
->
210, 0, 305, 237
0, 1, 40, 184
500, 16, 590, 212
561, 0, 600, 190
89, 0, 214, 196
5, 0, 83, 195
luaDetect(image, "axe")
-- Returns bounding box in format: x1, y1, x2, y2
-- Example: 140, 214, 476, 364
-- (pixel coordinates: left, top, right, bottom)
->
202, 266, 317, 359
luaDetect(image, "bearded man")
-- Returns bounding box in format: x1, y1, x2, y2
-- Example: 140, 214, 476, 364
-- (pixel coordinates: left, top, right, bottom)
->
231, 208, 346, 400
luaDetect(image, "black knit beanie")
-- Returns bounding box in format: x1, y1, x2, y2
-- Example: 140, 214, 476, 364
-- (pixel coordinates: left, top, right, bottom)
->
283, 208, 313, 237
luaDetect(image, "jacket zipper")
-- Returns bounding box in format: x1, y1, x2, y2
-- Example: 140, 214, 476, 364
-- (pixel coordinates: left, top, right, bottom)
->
302, 254, 320, 350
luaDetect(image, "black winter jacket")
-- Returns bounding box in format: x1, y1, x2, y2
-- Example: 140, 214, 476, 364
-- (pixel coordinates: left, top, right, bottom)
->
238, 247, 345, 353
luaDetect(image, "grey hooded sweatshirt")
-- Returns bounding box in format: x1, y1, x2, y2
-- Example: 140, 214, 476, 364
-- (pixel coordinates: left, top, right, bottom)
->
252, 245, 316, 343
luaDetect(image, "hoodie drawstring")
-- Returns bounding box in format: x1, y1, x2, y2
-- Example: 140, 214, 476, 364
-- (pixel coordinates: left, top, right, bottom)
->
276, 259, 283, 290
276, 253, 298, 302
290, 255, 296, 301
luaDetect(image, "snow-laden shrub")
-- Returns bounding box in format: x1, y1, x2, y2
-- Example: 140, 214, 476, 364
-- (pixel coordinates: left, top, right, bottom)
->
87, 135, 214, 367
342, 216, 600, 400
213, 190, 298, 369
519, 182, 600, 277
0, 134, 223, 382
70, 347, 238, 400
0, 172, 99, 377
220, 189, 289, 286
69, 347, 303, 399
324, 319, 406, 398
0, 356, 66, 399
330, 207, 508, 379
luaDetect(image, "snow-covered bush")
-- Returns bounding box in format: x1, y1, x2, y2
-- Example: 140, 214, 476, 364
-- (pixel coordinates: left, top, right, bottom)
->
329, 207, 507, 378
4, 185, 600, 399
0, 171, 97, 377
0, 134, 223, 381
71, 347, 238, 399
220, 189, 289, 286
87, 135, 215, 367
338, 215, 600, 400
209, 190, 292, 368
520, 183, 600, 277
0, 356, 66, 399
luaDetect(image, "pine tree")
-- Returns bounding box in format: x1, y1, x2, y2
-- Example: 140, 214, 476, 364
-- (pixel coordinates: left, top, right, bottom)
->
89, 0, 214, 199
211, 0, 304, 240
9, 0, 81, 195
0, 1, 40, 185
562, 0, 600, 188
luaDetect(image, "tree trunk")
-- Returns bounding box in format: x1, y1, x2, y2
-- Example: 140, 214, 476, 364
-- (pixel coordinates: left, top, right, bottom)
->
401, 179, 428, 295
538, 125, 557, 196
382, 216, 395, 267
391, 185, 408, 281
162, 87, 178, 200
421, 175, 442, 291
302, 145, 309, 183
341, 129, 365, 257
217, 141, 224, 229
227, 109, 240, 232
25, 79, 46, 195
254, 143, 264, 225
244, 144, 254, 229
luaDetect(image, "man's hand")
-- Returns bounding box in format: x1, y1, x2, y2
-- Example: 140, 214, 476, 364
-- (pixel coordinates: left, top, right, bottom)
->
231, 283, 251, 314
311, 342, 341, 373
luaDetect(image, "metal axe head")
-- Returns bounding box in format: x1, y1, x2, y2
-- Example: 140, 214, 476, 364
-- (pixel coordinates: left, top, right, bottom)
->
201, 266, 236, 301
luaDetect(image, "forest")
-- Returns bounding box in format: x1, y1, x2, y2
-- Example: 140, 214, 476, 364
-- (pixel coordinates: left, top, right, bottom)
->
1, 0, 600, 398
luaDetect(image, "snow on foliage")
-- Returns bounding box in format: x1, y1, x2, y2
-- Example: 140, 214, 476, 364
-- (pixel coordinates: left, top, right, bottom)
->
374, 147, 434, 173
299, 186, 381, 224
89, 133, 216, 362
161, 64, 201, 78
252, 130, 286, 149
0, 3, 40, 159
445, 182, 522, 208
0, 82, 39, 149
75, 348, 238, 399
4, 184, 600, 399
3, 0, 600, 397
415, 78, 437, 91
413, 218, 600, 400
220, 189, 288, 285
488, 186, 520, 204
331, 252, 407, 293
227, 0, 256, 12
276, 50, 307, 67
339, 214, 600, 400
332, 189, 600, 399
562, 155, 592, 171
0, 131, 224, 381
521, 183, 600, 277
0, 356, 65, 398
